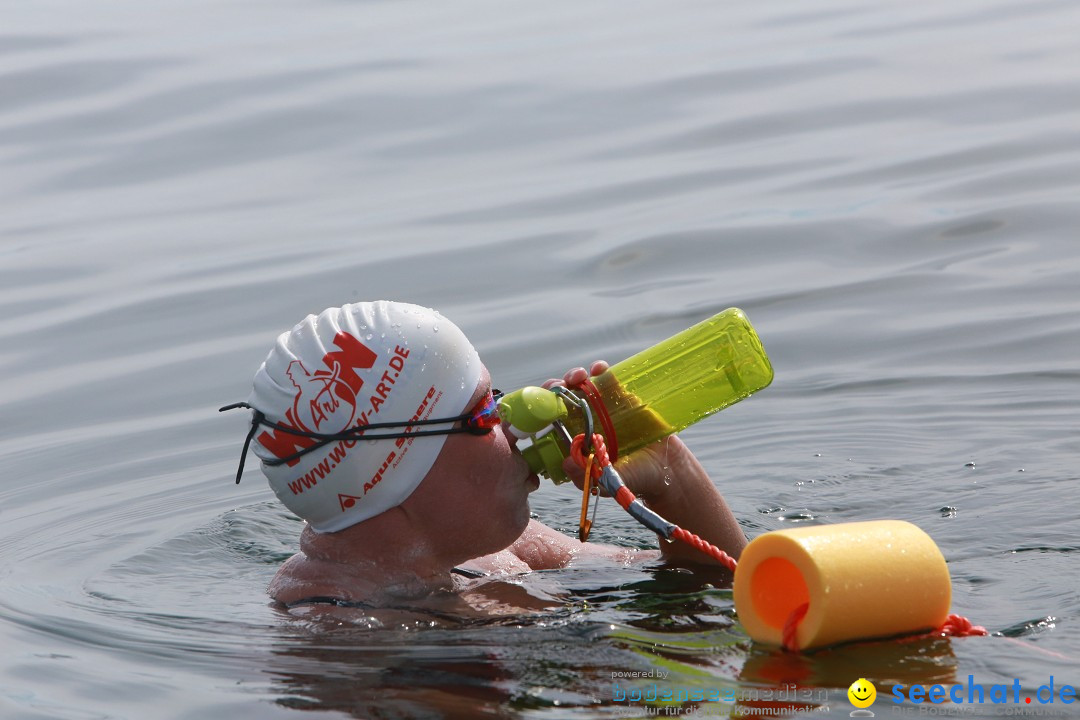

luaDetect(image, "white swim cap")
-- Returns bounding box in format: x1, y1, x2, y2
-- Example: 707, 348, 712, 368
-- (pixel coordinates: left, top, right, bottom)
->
247, 301, 481, 532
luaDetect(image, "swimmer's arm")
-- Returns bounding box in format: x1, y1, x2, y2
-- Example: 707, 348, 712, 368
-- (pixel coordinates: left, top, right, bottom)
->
606, 434, 747, 567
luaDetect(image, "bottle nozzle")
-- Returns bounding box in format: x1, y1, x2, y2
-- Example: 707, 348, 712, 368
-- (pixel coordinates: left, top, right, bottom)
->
496, 386, 567, 434
497, 387, 573, 483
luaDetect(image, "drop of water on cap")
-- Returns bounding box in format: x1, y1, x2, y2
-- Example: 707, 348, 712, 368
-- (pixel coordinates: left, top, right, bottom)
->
365, 333, 373, 340
381, 332, 386, 339
433, 325, 439, 332
417, 323, 422, 329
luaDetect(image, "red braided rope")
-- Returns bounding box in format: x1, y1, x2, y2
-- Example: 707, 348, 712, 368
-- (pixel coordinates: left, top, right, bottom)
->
571, 378, 619, 462
670, 526, 738, 572
613, 486, 635, 511
938, 613, 988, 637
570, 432, 609, 479
782, 603, 810, 652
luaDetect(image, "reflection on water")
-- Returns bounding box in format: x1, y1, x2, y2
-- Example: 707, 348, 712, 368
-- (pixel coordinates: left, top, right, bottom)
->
2, 0, 1080, 717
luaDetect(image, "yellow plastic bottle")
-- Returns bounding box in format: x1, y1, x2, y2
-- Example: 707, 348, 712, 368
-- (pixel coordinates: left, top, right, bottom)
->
561, 308, 773, 458
499, 308, 773, 480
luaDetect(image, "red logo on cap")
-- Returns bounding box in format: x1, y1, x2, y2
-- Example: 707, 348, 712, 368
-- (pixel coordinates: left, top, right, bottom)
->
287, 357, 355, 434
258, 332, 376, 466
338, 493, 363, 511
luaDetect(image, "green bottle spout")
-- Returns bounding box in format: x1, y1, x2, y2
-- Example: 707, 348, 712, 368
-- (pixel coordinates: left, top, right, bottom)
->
498, 387, 573, 483
521, 433, 571, 484
497, 386, 567, 434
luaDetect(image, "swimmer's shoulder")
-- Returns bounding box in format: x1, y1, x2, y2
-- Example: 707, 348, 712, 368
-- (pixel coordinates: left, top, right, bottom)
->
267, 551, 366, 607
508, 519, 659, 569
464, 519, 658, 574
457, 520, 576, 574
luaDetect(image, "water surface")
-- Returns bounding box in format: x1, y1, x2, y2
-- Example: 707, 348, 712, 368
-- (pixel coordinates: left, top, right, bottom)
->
2, 0, 1079, 718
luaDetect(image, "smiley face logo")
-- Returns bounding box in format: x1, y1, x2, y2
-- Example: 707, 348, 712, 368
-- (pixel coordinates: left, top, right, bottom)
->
848, 678, 877, 709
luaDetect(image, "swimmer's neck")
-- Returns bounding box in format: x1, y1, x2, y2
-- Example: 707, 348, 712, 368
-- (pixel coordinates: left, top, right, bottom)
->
270, 506, 473, 605
302, 520, 459, 587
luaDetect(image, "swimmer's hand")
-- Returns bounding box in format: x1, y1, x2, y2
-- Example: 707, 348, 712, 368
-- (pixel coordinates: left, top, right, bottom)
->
543, 362, 747, 567
541, 361, 696, 499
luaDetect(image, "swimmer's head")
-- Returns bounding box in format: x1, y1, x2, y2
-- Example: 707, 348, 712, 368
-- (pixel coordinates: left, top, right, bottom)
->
245, 301, 482, 532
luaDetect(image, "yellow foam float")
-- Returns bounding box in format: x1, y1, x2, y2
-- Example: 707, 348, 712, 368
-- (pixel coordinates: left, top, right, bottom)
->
733, 520, 951, 651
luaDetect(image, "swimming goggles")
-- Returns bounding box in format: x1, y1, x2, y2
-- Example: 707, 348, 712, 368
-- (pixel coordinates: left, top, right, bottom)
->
219, 389, 502, 483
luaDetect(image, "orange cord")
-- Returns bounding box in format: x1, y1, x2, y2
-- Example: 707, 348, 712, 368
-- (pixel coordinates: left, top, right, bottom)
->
578, 452, 596, 541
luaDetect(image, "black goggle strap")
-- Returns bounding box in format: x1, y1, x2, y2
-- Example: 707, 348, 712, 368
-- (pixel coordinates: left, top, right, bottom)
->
219, 402, 266, 484
218, 399, 493, 483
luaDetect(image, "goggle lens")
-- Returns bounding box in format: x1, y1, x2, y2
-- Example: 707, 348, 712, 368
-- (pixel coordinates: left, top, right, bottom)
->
465, 389, 502, 432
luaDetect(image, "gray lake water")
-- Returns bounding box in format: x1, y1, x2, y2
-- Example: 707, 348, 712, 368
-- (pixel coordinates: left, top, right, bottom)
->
2, 1, 1079, 718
